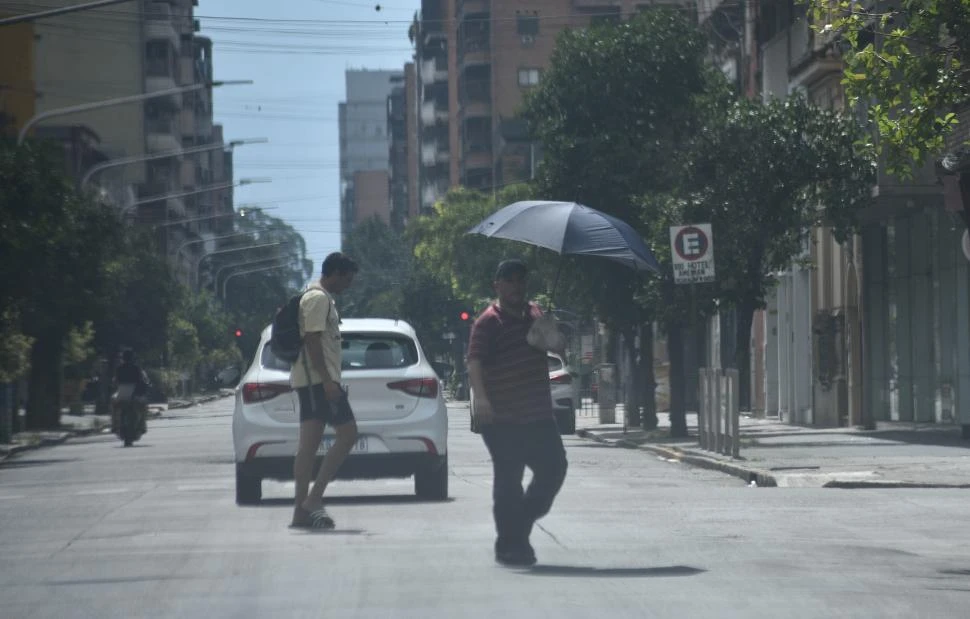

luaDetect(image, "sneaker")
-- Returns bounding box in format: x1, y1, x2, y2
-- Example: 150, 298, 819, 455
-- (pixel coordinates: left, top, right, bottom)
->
495, 539, 537, 567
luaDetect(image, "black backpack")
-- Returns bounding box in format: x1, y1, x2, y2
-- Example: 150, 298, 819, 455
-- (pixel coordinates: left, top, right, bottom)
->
270, 292, 306, 364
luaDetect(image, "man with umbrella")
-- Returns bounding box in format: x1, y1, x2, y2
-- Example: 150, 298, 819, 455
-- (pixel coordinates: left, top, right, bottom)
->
467, 259, 568, 567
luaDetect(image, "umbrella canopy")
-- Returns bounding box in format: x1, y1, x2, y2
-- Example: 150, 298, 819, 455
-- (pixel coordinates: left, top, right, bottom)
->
467, 200, 662, 274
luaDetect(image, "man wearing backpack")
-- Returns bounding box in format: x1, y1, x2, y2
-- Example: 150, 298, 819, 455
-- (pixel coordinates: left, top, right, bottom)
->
290, 252, 359, 529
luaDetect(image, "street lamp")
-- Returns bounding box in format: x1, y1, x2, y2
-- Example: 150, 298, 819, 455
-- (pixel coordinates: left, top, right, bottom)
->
17, 80, 253, 145
214, 255, 290, 295
221, 263, 291, 302
80, 137, 268, 190
195, 241, 284, 291
122, 178, 271, 218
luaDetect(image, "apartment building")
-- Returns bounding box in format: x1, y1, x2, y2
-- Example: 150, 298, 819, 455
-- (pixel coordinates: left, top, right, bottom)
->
387, 66, 419, 230
1, 1, 234, 288
412, 0, 672, 210
339, 69, 403, 240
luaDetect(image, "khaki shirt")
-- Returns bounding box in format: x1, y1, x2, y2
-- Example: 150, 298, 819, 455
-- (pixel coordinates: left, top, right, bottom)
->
289, 282, 342, 388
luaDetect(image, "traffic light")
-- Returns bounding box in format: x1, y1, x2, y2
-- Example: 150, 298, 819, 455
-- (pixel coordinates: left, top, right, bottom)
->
234, 328, 243, 338
459, 310, 471, 322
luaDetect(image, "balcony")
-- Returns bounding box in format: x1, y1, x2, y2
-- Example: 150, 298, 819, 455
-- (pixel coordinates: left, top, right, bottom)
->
421, 58, 448, 85
463, 144, 492, 171
420, 101, 448, 126
458, 0, 490, 18
145, 3, 179, 47
460, 39, 490, 69
146, 117, 180, 153
787, 18, 842, 92
421, 142, 438, 166
181, 159, 196, 186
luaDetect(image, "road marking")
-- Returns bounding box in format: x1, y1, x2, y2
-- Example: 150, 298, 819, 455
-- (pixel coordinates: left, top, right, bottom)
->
0, 495, 26, 500
75, 488, 130, 496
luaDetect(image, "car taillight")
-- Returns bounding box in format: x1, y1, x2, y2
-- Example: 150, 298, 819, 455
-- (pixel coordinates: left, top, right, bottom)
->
387, 378, 438, 398
242, 382, 292, 404
550, 373, 572, 385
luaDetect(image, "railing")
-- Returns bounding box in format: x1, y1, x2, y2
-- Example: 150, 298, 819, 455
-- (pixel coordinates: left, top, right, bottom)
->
698, 368, 740, 457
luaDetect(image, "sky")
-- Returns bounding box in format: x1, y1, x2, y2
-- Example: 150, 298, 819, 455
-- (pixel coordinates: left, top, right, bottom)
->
199, 0, 419, 273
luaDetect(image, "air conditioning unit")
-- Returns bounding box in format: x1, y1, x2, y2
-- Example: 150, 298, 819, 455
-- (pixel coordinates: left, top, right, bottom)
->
520, 35, 536, 46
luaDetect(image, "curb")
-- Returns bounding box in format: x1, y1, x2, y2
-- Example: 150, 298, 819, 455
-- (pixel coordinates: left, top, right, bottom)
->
577, 430, 970, 489
167, 392, 233, 410
822, 480, 970, 489
1, 394, 233, 465
0, 426, 104, 465
577, 429, 778, 487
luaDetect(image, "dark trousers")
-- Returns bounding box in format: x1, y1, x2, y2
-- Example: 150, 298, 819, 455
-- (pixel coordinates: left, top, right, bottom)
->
481, 418, 568, 548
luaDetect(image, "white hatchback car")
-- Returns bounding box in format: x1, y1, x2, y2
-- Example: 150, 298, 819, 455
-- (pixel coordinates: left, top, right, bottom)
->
232, 318, 449, 505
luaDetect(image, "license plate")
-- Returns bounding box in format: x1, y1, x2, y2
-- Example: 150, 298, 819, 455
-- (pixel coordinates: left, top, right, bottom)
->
318, 436, 368, 454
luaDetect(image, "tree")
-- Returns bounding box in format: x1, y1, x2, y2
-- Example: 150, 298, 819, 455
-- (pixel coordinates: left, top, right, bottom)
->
808, 0, 970, 178
93, 228, 181, 411
0, 140, 125, 429
409, 185, 535, 307
340, 216, 413, 318
522, 9, 724, 435
676, 95, 876, 410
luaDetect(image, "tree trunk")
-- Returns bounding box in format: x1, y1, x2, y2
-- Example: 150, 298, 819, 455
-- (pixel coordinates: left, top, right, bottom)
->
26, 333, 65, 430
667, 322, 689, 437
735, 300, 757, 412
624, 327, 641, 427
95, 345, 119, 415
640, 322, 658, 431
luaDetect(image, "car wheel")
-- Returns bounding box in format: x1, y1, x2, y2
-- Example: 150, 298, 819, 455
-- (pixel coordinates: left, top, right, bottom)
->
235, 463, 262, 505
415, 455, 448, 500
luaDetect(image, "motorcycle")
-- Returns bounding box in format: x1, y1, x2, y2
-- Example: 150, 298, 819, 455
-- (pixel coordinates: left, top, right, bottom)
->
111, 384, 147, 447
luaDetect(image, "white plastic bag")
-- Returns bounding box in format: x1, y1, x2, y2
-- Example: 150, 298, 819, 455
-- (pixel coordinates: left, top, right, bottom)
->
527, 314, 565, 353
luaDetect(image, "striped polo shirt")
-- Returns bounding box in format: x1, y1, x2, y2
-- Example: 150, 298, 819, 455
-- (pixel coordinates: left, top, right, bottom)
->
467, 302, 553, 424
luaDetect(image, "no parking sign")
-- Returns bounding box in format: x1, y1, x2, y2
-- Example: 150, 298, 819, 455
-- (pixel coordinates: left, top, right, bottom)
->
670, 224, 715, 284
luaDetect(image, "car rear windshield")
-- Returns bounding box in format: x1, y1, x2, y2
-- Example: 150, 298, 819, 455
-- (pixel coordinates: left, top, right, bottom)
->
547, 355, 564, 372
342, 334, 418, 369
260, 333, 419, 371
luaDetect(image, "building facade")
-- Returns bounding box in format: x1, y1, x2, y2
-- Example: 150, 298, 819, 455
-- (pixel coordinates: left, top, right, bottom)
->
339, 69, 403, 241
1, 0, 235, 289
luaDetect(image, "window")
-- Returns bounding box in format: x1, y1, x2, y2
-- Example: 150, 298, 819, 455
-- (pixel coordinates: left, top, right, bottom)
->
341, 334, 419, 370
518, 68, 540, 87
516, 12, 539, 36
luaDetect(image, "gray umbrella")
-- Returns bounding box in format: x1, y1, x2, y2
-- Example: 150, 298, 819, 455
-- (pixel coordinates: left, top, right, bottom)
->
467, 200, 662, 274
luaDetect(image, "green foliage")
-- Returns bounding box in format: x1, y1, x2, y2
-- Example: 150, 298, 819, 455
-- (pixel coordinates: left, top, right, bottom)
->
680, 95, 876, 309
0, 140, 125, 340
522, 9, 724, 330
167, 316, 200, 372
807, 0, 970, 176
0, 308, 33, 383
94, 228, 179, 365
409, 185, 536, 307
340, 216, 413, 318
63, 322, 96, 379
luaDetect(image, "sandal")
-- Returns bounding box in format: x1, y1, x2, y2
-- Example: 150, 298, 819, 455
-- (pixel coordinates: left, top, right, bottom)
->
306, 506, 335, 529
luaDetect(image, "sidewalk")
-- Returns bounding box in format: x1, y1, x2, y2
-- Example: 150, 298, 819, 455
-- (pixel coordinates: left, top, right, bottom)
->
0, 390, 234, 464
576, 410, 970, 488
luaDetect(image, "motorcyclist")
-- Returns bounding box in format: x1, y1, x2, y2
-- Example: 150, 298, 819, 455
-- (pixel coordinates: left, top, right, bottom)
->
113, 350, 150, 446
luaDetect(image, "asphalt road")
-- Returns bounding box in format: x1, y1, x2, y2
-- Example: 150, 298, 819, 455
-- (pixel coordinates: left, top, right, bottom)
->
2, 398, 970, 618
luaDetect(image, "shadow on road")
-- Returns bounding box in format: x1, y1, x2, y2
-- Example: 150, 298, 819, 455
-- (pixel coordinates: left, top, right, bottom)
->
288, 528, 368, 536
1, 457, 80, 469
47, 575, 195, 586
525, 564, 705, 578
253, 495, 455, 507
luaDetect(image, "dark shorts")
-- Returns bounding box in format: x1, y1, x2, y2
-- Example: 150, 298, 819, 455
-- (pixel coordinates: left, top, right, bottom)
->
296, 384, 355, 426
